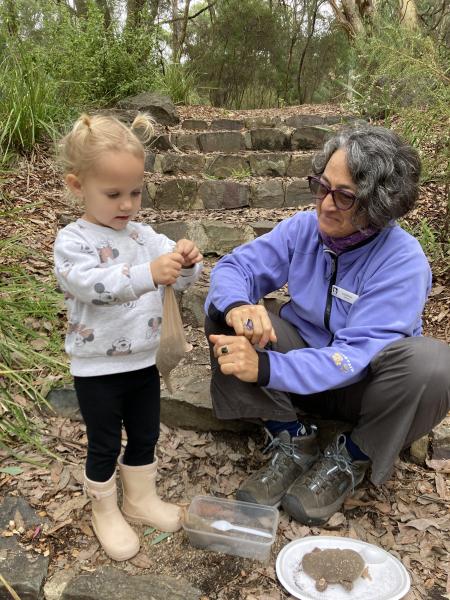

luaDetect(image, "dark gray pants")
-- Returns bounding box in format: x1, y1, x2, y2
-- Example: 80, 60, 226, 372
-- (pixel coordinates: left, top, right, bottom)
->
205, 313, 450, 485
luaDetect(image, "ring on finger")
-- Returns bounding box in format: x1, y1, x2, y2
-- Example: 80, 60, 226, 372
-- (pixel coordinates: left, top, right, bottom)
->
244, 318, 253, 331
220, 346, 229, 355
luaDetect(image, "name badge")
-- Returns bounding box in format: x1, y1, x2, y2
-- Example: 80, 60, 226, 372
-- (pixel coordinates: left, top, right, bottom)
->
332, 285, 359, 305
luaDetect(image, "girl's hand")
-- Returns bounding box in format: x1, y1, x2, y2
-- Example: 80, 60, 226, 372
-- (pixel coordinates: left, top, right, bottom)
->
209, 334, 259, 383
150, 252, 184, 285
226, 304, 277, 348
175, 239, 203, 267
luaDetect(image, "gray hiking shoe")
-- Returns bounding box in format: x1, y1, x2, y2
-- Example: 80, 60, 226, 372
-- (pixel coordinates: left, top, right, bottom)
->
282, 434, 369, 525
236, 429, 320, 507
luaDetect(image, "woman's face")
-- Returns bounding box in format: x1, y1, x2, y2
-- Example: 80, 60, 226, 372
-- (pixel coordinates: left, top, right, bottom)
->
316, 148, 365, 238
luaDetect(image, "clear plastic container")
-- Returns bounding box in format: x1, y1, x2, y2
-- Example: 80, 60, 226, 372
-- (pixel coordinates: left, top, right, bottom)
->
183, 495, 279, 561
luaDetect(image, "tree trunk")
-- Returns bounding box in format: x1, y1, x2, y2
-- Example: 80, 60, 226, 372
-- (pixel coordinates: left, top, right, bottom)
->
174, 0, 191, 61
127, 0, 146, 29
95, 0, 112, 28
74, 0, 88, 17
296, 2, 319, 103
327, 0, 373, 38
399, 0, 419, 30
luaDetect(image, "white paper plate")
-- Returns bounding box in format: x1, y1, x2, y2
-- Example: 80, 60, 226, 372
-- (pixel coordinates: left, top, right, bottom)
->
276, 536, 410, 600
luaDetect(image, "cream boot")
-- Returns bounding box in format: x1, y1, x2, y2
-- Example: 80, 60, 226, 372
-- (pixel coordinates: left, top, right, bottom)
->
84, 472, 140, 561
118, 457, 182, 532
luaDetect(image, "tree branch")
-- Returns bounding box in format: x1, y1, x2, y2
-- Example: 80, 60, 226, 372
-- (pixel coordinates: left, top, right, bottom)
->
159, 0, 219, 25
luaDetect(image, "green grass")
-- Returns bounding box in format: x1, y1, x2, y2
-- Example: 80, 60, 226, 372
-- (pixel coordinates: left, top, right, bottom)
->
400, 217, 449, 276
230, 167, 251, 180
0, 235, 69, 455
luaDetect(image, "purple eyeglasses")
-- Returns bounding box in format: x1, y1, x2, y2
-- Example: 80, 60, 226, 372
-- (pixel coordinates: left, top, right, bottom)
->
307, 175, 357, 211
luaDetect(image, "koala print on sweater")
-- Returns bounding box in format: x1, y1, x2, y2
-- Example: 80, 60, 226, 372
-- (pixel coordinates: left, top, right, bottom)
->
92, 282, 118, 306
107, 337, 132, 356
68, 322, 95, 346
57, 258, 74, 278
78, 243, 95, 255
122, 300, 137, 309
97, 240, 119, 263
146, 317, 162, 340
129, 228, 145, 246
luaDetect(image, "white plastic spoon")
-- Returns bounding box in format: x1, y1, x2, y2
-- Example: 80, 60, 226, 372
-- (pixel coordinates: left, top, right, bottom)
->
211, 519, 273, 539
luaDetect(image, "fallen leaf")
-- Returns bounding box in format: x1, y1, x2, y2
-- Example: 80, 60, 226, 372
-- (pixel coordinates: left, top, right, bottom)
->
130, 552, 153, 568
143, 527, 156, 536
149, 532, 172, 545
426, 458, 450, 473
0, 467, 23, 476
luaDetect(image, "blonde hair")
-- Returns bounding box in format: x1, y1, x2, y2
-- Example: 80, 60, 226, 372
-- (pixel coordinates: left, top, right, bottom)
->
58, 112, 154, 177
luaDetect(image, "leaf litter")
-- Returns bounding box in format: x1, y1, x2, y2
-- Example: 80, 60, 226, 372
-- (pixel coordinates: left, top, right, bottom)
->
0, 142, 449, 599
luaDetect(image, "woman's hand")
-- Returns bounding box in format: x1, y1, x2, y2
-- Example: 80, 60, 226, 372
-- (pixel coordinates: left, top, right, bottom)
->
175, 239, 203, 267
226, 304, 277, 348
209, 334, 259, 383
150, 252, 184, 285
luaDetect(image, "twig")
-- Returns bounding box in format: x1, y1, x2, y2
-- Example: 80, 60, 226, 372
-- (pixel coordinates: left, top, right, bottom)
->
0, 574, 22, 600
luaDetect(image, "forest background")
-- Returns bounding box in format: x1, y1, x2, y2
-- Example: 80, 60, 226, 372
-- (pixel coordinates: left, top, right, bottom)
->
0, 0, 449, 455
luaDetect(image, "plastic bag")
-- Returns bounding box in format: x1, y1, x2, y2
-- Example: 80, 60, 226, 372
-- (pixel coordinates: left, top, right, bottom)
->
155, 285, 190, 393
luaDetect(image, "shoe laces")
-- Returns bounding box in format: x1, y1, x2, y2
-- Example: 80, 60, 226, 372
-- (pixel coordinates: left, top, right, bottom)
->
306, 435, 355, 494
258, 433, 297, 483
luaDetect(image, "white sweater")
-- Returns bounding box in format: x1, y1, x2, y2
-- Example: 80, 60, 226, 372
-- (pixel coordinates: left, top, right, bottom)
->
54, 219, 202, 376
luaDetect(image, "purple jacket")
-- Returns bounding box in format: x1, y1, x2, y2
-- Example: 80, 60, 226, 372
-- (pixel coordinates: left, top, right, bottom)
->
205, 211, 431, 395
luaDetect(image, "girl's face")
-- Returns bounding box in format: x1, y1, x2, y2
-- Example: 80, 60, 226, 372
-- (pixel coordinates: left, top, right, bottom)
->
316, 148, 365, 238
66, 151, 145, 230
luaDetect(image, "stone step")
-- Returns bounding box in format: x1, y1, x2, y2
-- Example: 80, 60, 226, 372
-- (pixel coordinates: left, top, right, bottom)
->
145, 150, 313, 178
149, 124, 334, 153
143, 176, 313, 210
180, 113, 358, 131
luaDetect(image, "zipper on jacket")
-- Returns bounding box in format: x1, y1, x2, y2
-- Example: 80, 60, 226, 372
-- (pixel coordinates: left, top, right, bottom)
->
324, 253, 338, 332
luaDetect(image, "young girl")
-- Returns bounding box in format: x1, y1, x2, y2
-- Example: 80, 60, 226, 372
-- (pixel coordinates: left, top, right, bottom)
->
54, 113, 202, 561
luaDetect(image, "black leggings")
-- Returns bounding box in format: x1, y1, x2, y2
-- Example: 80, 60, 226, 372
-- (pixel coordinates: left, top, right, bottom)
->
74, 365, 160, 482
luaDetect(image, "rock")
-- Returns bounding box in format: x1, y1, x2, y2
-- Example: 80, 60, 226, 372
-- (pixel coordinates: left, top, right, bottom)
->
291, 126, 333, 150
244, 116, 281, 128
286, 153, 313, 177
173, 132, 199, 152
180, 285, 209, 327
285, 114, 324, 128
206, 155, 249, 178
0, 537, 49, 600
144, 153, 157, 172
154, 179, 199, 210
117, 92, 179, 126
62, 566, 202, 600
153, 220, 252, 256
251, 180, 284, 208
0, 497, 50, 600
249, 153, 288, 177
284, 179, 312, 207
161, 368, 255, 433
182, 118, 208, 130
250, 128, 290, 151
158, 154, 206, 175
210, 118, 244, 131
148, 133, 171, 151
198, 180, 250, 209
410, 435, 429, 464
198, 131, 244, 153
44, 569, 77, 600
249, 220, 277, 237
141, 182, 156, 208
263, 290, 289, 315
0, 496, 49, 530
201, 221, 254, 255
432, 416, 450, 460
47, 387, 82, 421
153, 221, 208, 252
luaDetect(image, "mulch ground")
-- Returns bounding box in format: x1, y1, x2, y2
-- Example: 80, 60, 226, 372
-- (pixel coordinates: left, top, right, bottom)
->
0, 126, 449, 599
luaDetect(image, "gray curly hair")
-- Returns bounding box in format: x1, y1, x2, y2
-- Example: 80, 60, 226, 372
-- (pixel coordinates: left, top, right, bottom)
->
311, 125, 421, 230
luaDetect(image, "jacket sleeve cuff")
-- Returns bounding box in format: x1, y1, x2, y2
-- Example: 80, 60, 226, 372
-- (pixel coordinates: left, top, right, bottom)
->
208, 301, 249, 323
257, 350, 270, 387
129, 263, 157, 296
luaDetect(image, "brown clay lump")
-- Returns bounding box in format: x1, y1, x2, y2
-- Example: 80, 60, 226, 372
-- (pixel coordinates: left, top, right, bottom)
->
302, 547, 366, 592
